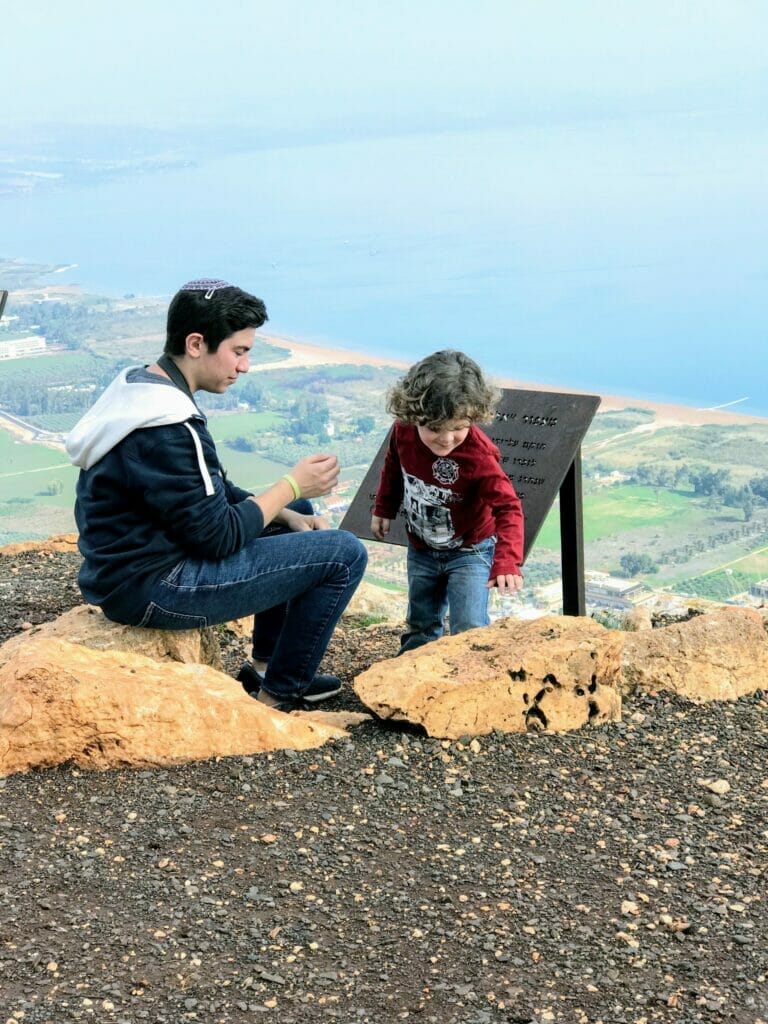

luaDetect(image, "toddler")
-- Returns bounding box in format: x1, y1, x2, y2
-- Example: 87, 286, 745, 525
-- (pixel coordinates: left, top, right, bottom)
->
372, 349, 524, 652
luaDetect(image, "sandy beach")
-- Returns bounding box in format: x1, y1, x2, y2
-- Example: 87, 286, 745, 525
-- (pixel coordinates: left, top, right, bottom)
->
257, 330, 767, 429
5, 271, 761, 429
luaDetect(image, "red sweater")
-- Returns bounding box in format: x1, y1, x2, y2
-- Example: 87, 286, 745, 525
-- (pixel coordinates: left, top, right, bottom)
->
373, 423, 524, 578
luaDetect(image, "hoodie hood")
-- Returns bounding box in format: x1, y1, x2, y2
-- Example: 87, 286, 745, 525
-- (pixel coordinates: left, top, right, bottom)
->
66, 367, 202, 469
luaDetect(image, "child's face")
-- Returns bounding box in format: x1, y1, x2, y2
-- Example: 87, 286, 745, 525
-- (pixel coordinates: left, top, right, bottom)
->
417, 418, 471, 457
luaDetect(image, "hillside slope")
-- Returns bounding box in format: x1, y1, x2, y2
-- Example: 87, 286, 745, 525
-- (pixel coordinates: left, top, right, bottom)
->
0, 550, 766, 1022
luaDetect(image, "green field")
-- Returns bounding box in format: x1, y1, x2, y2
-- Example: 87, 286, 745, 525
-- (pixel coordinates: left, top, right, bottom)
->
532, 484, 696, 551
23, 412, 81, 432
585, 421, 768, 483
666, 543, 768, 586
674, 567, 759, 601
583, 407, 655, 444
723, 545, 768, 577
0, 432, 78, 543
0, 430, 70, 475
214, 450, 291, 492
207, 412, 291, 491
207, 410, 285, 441
0, 352, 117, 386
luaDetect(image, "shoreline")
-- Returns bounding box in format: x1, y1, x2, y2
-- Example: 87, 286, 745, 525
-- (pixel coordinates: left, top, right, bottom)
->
257, 330, 768, 428
3, 272, 765, 429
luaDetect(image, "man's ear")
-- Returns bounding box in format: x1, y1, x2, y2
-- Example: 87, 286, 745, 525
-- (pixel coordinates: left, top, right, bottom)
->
185, 332, 205, 358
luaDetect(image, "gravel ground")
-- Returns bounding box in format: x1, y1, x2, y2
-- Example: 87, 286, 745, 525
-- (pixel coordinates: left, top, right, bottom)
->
1, 551, 767, 1024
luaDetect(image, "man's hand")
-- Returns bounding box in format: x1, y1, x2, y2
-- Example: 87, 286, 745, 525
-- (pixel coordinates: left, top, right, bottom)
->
487, 573, 524, 595
291, 454, 340, 498
252, 460, 338, 529
371, 515, 390, 540
277, 508, 331, 532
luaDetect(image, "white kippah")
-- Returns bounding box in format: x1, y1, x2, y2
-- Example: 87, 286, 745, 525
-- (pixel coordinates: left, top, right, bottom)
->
180, 278, 233, 298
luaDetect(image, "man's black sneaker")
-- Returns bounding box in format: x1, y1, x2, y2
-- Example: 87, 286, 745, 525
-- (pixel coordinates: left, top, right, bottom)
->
237, 664, 342, 704
301, 673, 342, 703
236, 662, 263, 696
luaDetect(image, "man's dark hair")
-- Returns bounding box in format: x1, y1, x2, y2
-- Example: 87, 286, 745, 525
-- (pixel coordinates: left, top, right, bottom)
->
165, 280, 268, 355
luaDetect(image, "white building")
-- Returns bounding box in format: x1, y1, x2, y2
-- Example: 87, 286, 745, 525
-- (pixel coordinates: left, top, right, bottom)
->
0, 336, 46, 359
585, 570, 654, 610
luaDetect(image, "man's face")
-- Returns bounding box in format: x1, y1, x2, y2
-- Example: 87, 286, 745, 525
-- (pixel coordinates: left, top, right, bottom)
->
195, 327, 255, 393
417, 417, 471, 456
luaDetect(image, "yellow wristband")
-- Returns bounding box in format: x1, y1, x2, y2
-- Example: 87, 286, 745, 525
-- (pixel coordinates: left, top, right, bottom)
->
282, 473, 301, 500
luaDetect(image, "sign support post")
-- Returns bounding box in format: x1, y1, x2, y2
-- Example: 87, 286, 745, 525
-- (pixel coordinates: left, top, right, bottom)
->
559, 448, 586, 615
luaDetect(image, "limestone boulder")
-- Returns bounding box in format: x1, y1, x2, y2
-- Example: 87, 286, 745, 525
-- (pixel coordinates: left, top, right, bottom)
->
0, 605, 222, 671
622, 605, 768, 701
295, 710, 373, 730
0, 533, 79, 556
344, 581, 405, 625
353, 615, 623, 739
0, 638, 349, 777
621, 605, 653, 632
224, 616, 254, 641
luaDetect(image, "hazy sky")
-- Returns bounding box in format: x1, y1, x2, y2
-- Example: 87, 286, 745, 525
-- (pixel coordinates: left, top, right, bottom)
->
4, 2, 767, 410
5, 1, 767, 130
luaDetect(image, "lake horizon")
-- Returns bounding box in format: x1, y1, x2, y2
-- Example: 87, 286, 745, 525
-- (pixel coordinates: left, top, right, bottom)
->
3, 117, 766, 416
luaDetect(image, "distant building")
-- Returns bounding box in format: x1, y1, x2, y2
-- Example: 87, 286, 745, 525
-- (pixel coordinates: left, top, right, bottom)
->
585, 570, 654, 610
0, 335, 46, 359
594, 470, 630, 485
750, 578, 768, 601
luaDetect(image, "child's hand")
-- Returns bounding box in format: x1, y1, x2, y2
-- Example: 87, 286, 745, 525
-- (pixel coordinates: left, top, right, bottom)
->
487, 573, 524, 595
371, 515, 390, 540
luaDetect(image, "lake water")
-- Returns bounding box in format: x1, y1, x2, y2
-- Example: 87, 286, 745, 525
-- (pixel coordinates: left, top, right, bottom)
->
3, 116, 766, 414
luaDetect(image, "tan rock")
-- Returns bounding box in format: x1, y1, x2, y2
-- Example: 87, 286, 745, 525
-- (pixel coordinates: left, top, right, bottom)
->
0, 533, 79, 556
294, 710, 373, 729
0, 605, 222, 671
224, 615, 255, 640
0, 638, 348, 777
353, 615, 623, 739
344, 580, 406, 625
622, 605, 653, 631
697, 777, 731, 795
622, 605, 768, 700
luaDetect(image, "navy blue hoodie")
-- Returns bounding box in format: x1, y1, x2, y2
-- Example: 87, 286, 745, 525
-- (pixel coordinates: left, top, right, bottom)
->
66, 367, 264, 624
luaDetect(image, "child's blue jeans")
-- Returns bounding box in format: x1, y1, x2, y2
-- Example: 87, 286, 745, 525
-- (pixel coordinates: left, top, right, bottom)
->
400, 536, 496, 653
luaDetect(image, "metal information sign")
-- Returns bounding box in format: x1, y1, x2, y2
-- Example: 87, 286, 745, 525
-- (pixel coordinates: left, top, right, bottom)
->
339, 387, 600, 614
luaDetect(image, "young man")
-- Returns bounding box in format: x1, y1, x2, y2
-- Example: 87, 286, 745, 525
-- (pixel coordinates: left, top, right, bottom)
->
66, 278, 367, 712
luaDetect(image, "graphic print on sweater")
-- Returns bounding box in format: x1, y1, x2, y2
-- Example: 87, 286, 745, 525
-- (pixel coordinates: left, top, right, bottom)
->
402, 470, 462, 548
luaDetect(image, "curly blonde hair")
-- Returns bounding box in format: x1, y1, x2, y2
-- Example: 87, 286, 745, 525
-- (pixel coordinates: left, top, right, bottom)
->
386, 350, 499, 426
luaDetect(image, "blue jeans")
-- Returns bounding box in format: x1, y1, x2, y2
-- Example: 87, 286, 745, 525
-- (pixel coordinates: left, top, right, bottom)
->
138, 512, 367, 700
400, 536, 496, 654
249, 500, 317, 663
